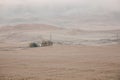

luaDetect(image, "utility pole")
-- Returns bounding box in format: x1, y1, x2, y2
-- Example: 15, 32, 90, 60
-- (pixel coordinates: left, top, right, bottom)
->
50, 33, 52, 41
116, 32, 120, 43
117, 32, 118, 40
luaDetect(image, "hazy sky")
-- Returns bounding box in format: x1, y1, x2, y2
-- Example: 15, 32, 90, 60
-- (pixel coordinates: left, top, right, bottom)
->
0, 0, 120, 30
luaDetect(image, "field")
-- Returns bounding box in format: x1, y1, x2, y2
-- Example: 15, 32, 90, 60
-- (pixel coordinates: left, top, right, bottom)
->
0, 43, 120, 80
0, 24, 120, 80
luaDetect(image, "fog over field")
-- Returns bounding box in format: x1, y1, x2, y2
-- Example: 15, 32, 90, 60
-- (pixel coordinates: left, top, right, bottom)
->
0, 0, 120, 30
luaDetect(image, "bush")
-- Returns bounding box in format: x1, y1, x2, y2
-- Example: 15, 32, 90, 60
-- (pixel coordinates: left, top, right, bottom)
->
41, 40, 53, 47
29, 42, 39, 48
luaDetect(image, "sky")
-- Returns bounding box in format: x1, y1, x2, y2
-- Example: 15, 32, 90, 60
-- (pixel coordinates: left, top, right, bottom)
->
0, 0, 120, 30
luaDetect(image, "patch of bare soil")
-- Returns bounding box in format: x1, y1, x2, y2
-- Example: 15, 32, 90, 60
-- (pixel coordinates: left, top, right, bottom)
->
0, 43, 120, 80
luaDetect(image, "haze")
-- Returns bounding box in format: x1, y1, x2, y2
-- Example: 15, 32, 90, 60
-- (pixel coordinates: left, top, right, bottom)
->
0, 0, 120, 30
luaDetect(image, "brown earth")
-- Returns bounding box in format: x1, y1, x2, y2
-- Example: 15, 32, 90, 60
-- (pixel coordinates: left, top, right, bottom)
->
0, 43, 120, 80
0, 24, 120, 80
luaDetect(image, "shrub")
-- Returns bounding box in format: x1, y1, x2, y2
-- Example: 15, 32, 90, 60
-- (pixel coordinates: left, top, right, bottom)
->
41, 40, 53, 47
29, 42, 39, 48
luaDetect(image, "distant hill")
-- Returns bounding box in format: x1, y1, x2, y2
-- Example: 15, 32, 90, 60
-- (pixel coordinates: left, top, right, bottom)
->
0, 24, 120, 45
0, 24, 60, 31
